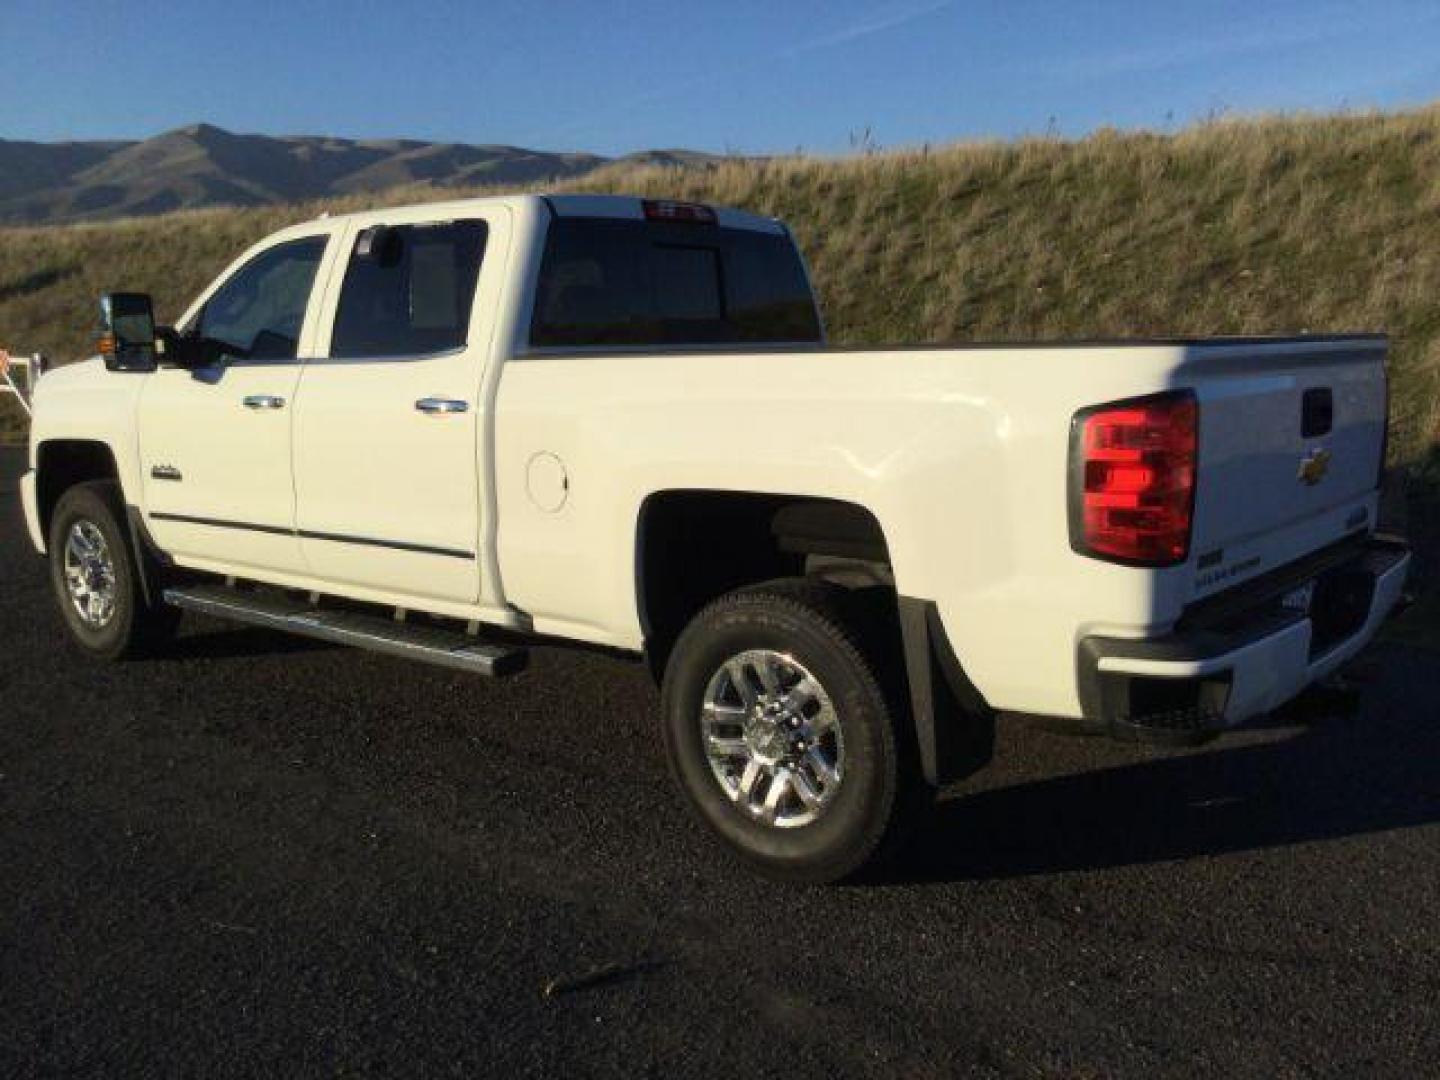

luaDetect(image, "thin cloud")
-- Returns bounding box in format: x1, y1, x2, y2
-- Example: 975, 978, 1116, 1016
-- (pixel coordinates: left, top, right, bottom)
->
783, 0, 955, 57
552, 1, 954, 136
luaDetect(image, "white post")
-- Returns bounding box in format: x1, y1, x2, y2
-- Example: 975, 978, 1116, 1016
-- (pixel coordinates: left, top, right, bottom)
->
0, 351, 43, 417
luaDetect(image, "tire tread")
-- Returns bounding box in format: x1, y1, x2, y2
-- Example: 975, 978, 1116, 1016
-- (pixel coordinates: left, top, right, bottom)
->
49, 480, 178, 660
662, 576, 926, 883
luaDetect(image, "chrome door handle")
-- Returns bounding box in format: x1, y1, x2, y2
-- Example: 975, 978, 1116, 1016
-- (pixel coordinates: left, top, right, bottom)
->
242, 394, 286, 410
415, 397, 469, 415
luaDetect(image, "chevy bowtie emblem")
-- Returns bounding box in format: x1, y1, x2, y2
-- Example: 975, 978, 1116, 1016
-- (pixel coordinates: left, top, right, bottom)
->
1298, 447, 1331, 486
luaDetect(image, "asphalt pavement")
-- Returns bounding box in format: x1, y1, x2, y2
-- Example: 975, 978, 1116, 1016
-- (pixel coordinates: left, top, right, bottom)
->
1, 447, 1437, 1077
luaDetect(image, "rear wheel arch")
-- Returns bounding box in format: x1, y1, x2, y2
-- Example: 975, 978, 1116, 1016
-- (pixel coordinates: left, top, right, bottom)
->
634, 489, 893, 674
634, 489, 994, 790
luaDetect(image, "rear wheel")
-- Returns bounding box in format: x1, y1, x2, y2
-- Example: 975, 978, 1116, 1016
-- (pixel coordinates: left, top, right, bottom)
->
661, 579, 924, 883
48, 481, 179, 660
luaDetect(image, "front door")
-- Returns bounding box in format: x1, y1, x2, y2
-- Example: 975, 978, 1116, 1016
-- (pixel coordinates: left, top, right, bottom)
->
139, 234, 331, 575
291, 213, 498, 603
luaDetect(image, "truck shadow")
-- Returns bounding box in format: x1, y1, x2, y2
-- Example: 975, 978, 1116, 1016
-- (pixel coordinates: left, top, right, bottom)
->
899, 646, 1440, 883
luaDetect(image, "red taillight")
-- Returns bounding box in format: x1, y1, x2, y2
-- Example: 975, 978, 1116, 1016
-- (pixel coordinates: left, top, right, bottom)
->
1069, 391, 1198, 566
642, 199, 717, 224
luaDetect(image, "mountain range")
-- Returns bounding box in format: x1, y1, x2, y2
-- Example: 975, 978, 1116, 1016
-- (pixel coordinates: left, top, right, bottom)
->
0, 124, 723, 225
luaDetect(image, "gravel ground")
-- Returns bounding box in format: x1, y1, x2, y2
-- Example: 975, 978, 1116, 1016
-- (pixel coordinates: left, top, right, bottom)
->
1, 448, 1437, 1078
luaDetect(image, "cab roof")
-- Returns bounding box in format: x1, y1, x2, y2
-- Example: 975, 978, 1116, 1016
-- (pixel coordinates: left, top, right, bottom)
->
306, 193, 786, 235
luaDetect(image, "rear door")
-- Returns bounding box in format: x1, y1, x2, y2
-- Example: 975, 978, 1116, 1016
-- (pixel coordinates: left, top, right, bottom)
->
290, 209, 505, 603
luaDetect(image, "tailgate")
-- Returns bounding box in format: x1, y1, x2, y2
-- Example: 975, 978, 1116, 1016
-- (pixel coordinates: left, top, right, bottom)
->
1185, 337, 1387, 595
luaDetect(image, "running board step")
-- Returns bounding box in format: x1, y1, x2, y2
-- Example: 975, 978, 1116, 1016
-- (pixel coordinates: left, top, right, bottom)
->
163, 584, 528, 677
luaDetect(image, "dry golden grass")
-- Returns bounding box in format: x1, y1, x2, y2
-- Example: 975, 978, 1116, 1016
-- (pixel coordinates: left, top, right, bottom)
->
2, 106, 1438, 459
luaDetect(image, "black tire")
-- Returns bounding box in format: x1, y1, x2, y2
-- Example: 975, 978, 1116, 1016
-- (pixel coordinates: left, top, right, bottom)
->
48, 480, 179, 660
660, 578, 926, 884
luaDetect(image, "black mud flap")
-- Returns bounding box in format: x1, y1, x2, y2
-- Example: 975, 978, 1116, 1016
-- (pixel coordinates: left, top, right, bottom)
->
897, 597, 995, 787
125, 505, 174, 609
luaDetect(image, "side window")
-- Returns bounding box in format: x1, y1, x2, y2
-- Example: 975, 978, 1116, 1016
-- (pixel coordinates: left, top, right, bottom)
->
331, 220, 488, 358
196, 236, 327, 361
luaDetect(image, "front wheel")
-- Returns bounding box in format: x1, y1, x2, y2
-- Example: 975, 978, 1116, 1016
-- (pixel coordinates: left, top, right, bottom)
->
48, 481, 179, 660
660, 579, 923, 883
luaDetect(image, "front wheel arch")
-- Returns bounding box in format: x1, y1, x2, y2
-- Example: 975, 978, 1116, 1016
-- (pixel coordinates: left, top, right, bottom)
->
36, 439, 123, 543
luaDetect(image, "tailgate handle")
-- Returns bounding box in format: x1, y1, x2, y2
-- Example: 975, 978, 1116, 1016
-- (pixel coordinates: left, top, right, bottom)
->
1302, 388, 1333, 438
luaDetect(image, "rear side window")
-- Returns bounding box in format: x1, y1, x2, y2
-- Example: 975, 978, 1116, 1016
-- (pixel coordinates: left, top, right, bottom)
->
530, 217, 820, 347
331, 220, 488, 358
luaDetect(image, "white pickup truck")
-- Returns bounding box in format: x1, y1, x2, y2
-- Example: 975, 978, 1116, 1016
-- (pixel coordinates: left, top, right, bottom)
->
18, 193, 1412, 881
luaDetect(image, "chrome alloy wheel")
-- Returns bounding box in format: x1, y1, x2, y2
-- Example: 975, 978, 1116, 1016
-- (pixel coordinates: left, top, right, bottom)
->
700, 649, 845, 829
62, 519, 118, 629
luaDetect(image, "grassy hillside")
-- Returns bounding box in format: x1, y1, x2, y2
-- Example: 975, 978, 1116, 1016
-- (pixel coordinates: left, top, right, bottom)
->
2, 107, 1438, 632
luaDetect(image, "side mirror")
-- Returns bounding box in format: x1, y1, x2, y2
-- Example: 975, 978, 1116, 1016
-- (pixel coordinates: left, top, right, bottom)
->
98, 293, 158, 373
156, 324, 222, 369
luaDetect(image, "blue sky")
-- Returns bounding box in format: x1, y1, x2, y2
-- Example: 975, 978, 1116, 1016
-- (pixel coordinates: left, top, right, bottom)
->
2, 0, 1439, 154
